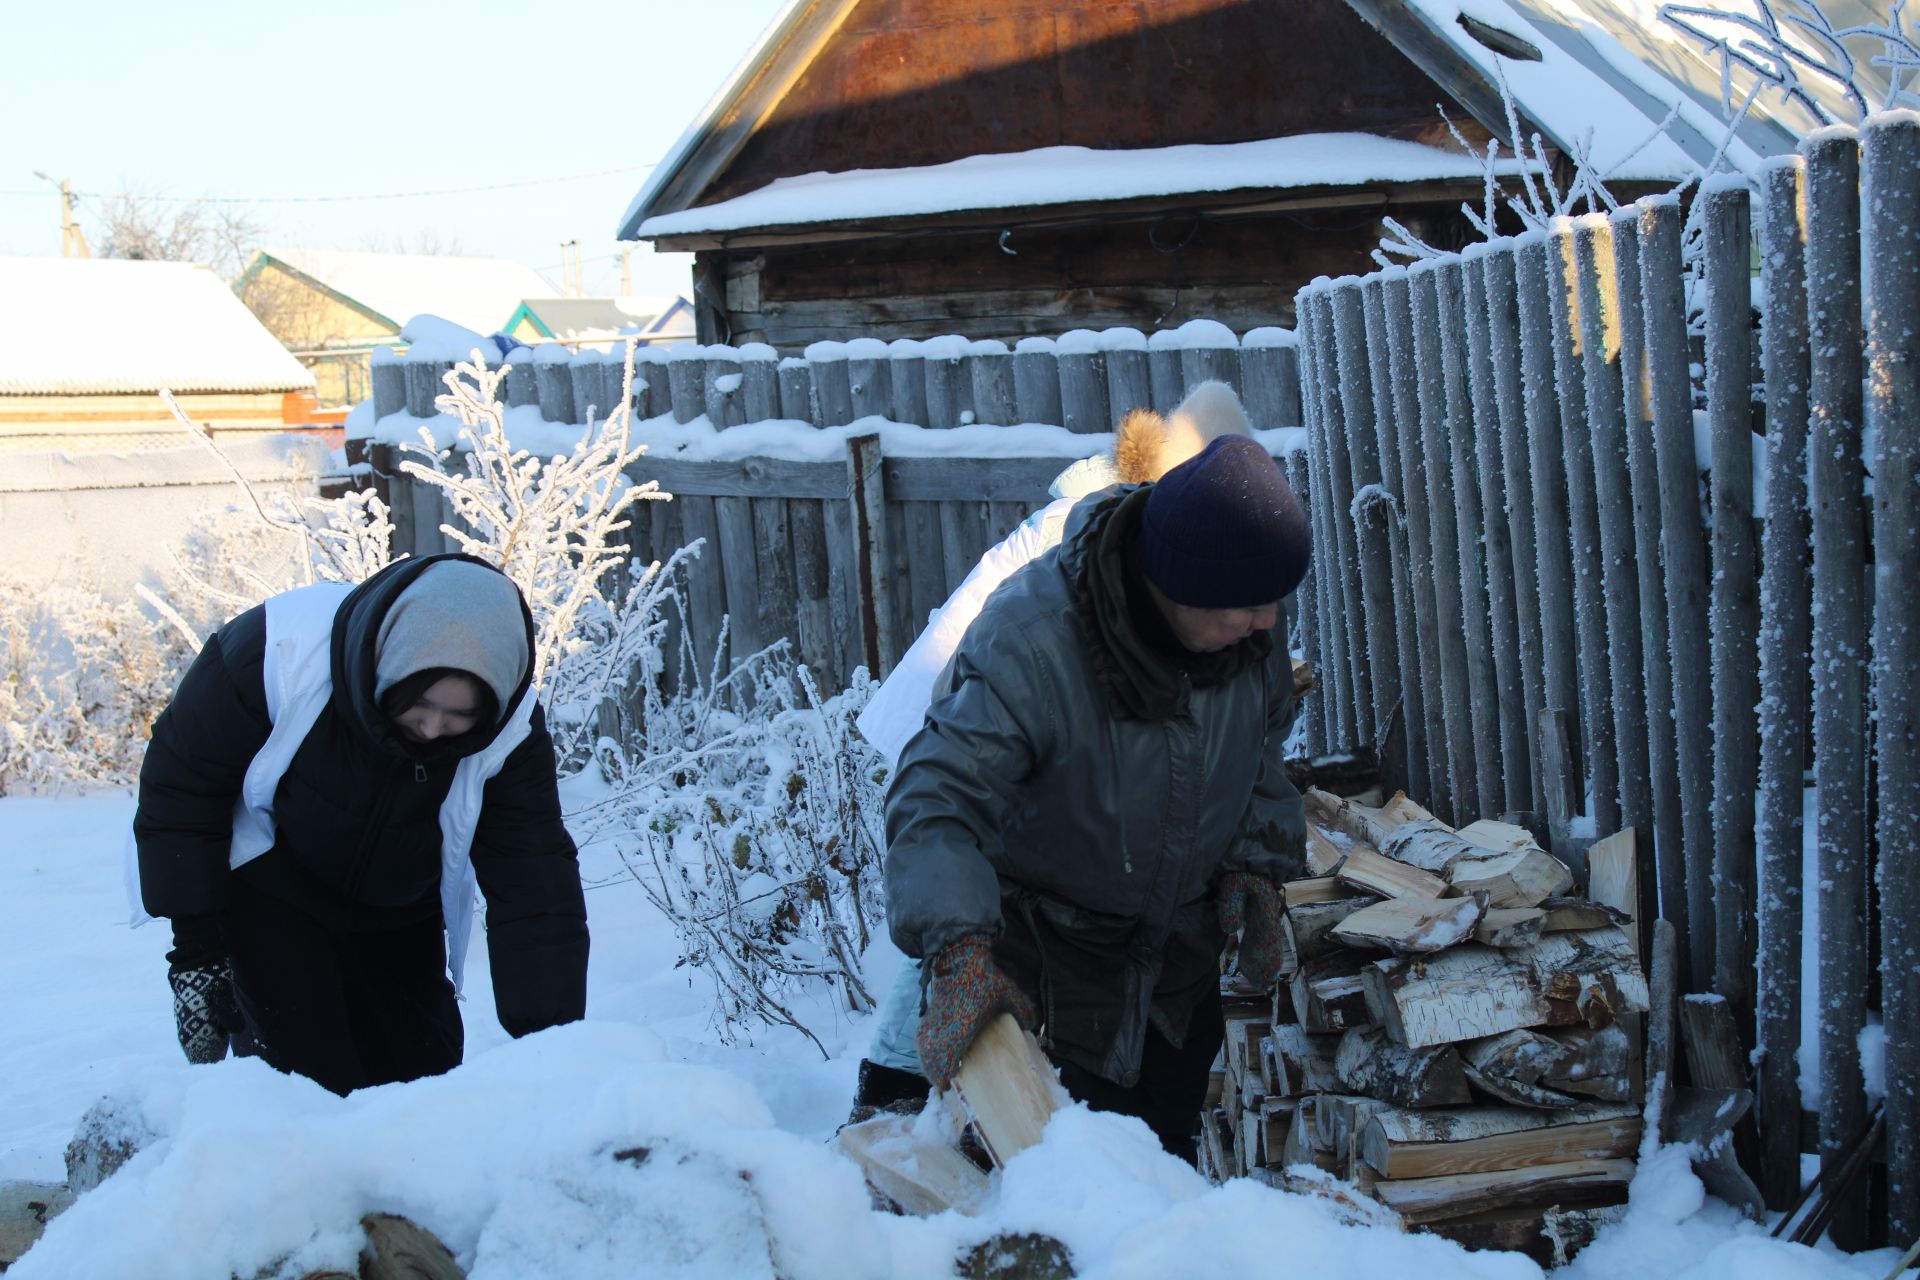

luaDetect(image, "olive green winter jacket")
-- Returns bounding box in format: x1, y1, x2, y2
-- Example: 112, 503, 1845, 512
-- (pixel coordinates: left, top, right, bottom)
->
883, 487, 1305, 1086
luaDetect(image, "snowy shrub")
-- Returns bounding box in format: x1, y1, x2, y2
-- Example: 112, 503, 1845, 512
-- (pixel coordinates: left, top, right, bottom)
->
397, 350, 670, 766
589, 658, 890, 1056
0, 570, 192, 794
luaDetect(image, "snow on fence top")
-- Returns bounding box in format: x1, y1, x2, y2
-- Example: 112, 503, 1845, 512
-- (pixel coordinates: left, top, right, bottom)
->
355, 314, 1306, 454
0, 257, 313, 396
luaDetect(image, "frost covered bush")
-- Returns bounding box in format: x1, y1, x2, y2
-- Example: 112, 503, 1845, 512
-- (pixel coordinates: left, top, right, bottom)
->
0, 571, 192, 794
592, 659, 890, 1055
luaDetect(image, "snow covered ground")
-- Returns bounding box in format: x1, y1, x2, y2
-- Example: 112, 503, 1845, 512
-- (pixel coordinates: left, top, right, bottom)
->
0, 790, 1905, 1279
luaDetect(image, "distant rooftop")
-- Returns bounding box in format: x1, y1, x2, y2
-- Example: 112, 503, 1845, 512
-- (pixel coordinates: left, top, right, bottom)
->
0, 257, 314, 396
506, 295, 695, 343
255, 248, 558, 334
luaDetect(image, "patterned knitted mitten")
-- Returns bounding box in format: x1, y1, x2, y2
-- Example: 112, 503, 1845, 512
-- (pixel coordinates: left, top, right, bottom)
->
1217, 871, 1289, 987
914, 935, 1038, 1087
168, 961, 243, 1064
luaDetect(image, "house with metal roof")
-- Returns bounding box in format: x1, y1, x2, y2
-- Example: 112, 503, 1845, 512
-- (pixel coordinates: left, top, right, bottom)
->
237, 248, 559, 406
502, 295, 696, 347
616, 0, 1815, 349
0, 257, 315, 454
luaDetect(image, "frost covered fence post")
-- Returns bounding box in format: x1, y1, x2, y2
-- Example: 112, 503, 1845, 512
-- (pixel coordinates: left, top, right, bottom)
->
1460, 251, 1531, 816
1241, 329, 1302, 428
845, 432, 896, 677
969, 341, 1017, 425
846, 339, 893, 421
1434, 259, 1502, 820
1360, 279, 1429, 803
404, 358, 449, 418
571, 350, 602, 425
739, 346, 780, 422
777, 358, 816, 424
704, 350, 746, 428
1514, 234, 1582, 839
1304, 287, 1372, 749
1012, 339, 1061, 427
1328, 280, 1403, 788
1381, 270, 1451, 816
1571, 218, 1653, 843
1864, 111, 1920, 1245
923, 337, 972, 429
371, 351, 406, 418
632, 348, 668, 418
1638, 198, 1717, 998
665, 349, 705, 425
890, 340, 929, 426
1178, 321, 1243, 399
1701, 181, 1761, 1049
1408, 264, 1479, 816
1806, 125, 1872, 1251
1056, 331, 1110, 435
809, 343, 856, 427
503, 352, 537, 410
1608, 210, 1687, 975
1102, 330, 1152, 422
1281, 445, 1326, 750
1753, 154, 1813, 1215
1545, 221, 1616, 845
1297, 290, 1356, 749
1483, 245, 1548, 820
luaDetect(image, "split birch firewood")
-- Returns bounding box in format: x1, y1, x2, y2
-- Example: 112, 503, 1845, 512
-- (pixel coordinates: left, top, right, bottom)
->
1284, 875, 1356, 906
1267, 1023, 1343, 1096
1369, 1157, 1636, 1225
1205, 1047, 1227, 1109
1358, 1101, 1642, 1179
1336, 846, 1450, 900
1584, 828, 1641, 960
1316, 1095, 1395, 1178
1539, 898, 1631, 932
1333, 1026, 1471, 1108
1362, 929, 1649, 1049
1286, 896, 1375, 960
835, 1112, 993, 1216
1258, 1097, 1298, 1166
360, 1213, 467, 1280
1333, 892, 1488, 954
1305, 822, 1352, 875
1463, 1063, 1581, 1108
1291, 952, 1374, 1035
1444, 846, 1575, 908
951, 1013, 1067, 1167
1540, 1024, 1633, 1101
1283, 1097, 1337, 1172
1201, 1106, 1238, 1181
1474, 907, 1547, 948
1224, 1019, 1271, 1099
1460, 1028, 1567, 1087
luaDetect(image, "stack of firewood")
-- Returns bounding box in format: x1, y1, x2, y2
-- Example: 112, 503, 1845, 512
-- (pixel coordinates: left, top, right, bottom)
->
1199, 787, 1649, 1265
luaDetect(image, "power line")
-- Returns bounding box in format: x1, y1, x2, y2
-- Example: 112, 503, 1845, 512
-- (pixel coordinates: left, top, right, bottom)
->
5, 163, 656, 207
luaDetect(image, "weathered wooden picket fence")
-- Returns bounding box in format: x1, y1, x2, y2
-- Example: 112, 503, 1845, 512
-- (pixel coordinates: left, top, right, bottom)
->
364, 321, 1304, 693
1294, 114, 1917, 1247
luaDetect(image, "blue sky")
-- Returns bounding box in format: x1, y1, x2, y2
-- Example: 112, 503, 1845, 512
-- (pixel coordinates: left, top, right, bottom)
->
0, 0, 790, 299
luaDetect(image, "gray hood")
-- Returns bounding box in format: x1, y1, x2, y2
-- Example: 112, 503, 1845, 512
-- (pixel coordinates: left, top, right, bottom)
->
373, 560, 529, 720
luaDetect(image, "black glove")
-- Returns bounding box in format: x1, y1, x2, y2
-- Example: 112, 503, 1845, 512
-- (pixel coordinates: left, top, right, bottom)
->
168, 961, 244, 1064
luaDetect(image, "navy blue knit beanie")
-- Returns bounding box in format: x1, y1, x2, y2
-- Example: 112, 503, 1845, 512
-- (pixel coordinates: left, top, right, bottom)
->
1137, 435, 1311, 608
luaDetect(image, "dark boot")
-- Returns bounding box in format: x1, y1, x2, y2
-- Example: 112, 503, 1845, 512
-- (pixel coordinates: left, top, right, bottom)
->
845, 1058, 929, 1126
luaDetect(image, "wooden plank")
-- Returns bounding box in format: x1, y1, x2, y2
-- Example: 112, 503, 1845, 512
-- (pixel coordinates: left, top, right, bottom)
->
901, 499, 946, 650
1585, 827, 1643, 962
1646, 918, 1678, 1142
703, 353, 746, 428
936, 499, 991, 599
789, 498, 838, 691
665, 356, 704, 424
813, 353, 855, 426
1181, 343, 1242, 398
821, 496, 860, 681
751, 496, 799, 661
847, 345, 893, 421
713, 495, 764, 664
1240, 338, 1301, 428
1332, 893, 1487, 955
1372, 1158, 1636, 1225
845, 433, 893, 676
1012, 345, 1061, 426
1361, 1103, 1641, 1179
676, 495, 727, 675
1057, 347, 1109, 434
629, 455, 848, 499
950, 1014, 1066, 1168
1104, 345, 1152, 423
889, 347, 928, 426
740, 351, 780, 422
836, 1112, 992, 1217
777, 359, 816, 424
968, 346, 1017, 425
923, 348, 970, 428
881, 456, 1060, 504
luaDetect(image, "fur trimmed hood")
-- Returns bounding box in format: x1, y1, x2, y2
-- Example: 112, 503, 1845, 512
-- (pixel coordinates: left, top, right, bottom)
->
1112, 380, 1254, 484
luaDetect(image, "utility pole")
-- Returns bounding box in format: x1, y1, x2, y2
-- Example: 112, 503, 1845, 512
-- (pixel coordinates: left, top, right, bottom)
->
620, 247, 632, 297
559, 239, 582, 297
34, 172, 91, 258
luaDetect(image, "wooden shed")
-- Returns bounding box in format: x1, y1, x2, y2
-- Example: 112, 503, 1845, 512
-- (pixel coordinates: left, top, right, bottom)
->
617, 0, 1772, 348
0, 257, 315, 453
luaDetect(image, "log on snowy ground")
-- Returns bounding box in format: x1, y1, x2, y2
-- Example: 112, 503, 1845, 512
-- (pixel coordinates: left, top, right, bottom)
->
1419, 1203, 1625, 1266
0, 1181, 74, 1269
361, 1213, 466, 1280
1361, 928, 1649, 1049
1333, 892, 1488, 954
1369, 1157, 1636, 1225
836, 1113, 993, 1217
1358, 1102, 1642, 1179
1333, 1026, 1471, 1108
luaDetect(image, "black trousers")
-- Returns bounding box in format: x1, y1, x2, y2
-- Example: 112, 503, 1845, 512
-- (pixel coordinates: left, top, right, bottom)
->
226, 878, 464, 1096
1051, 986, 1225, 1164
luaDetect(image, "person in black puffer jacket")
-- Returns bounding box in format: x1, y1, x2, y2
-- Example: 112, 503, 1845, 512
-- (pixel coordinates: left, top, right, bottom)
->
134, 553, 588, 1095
